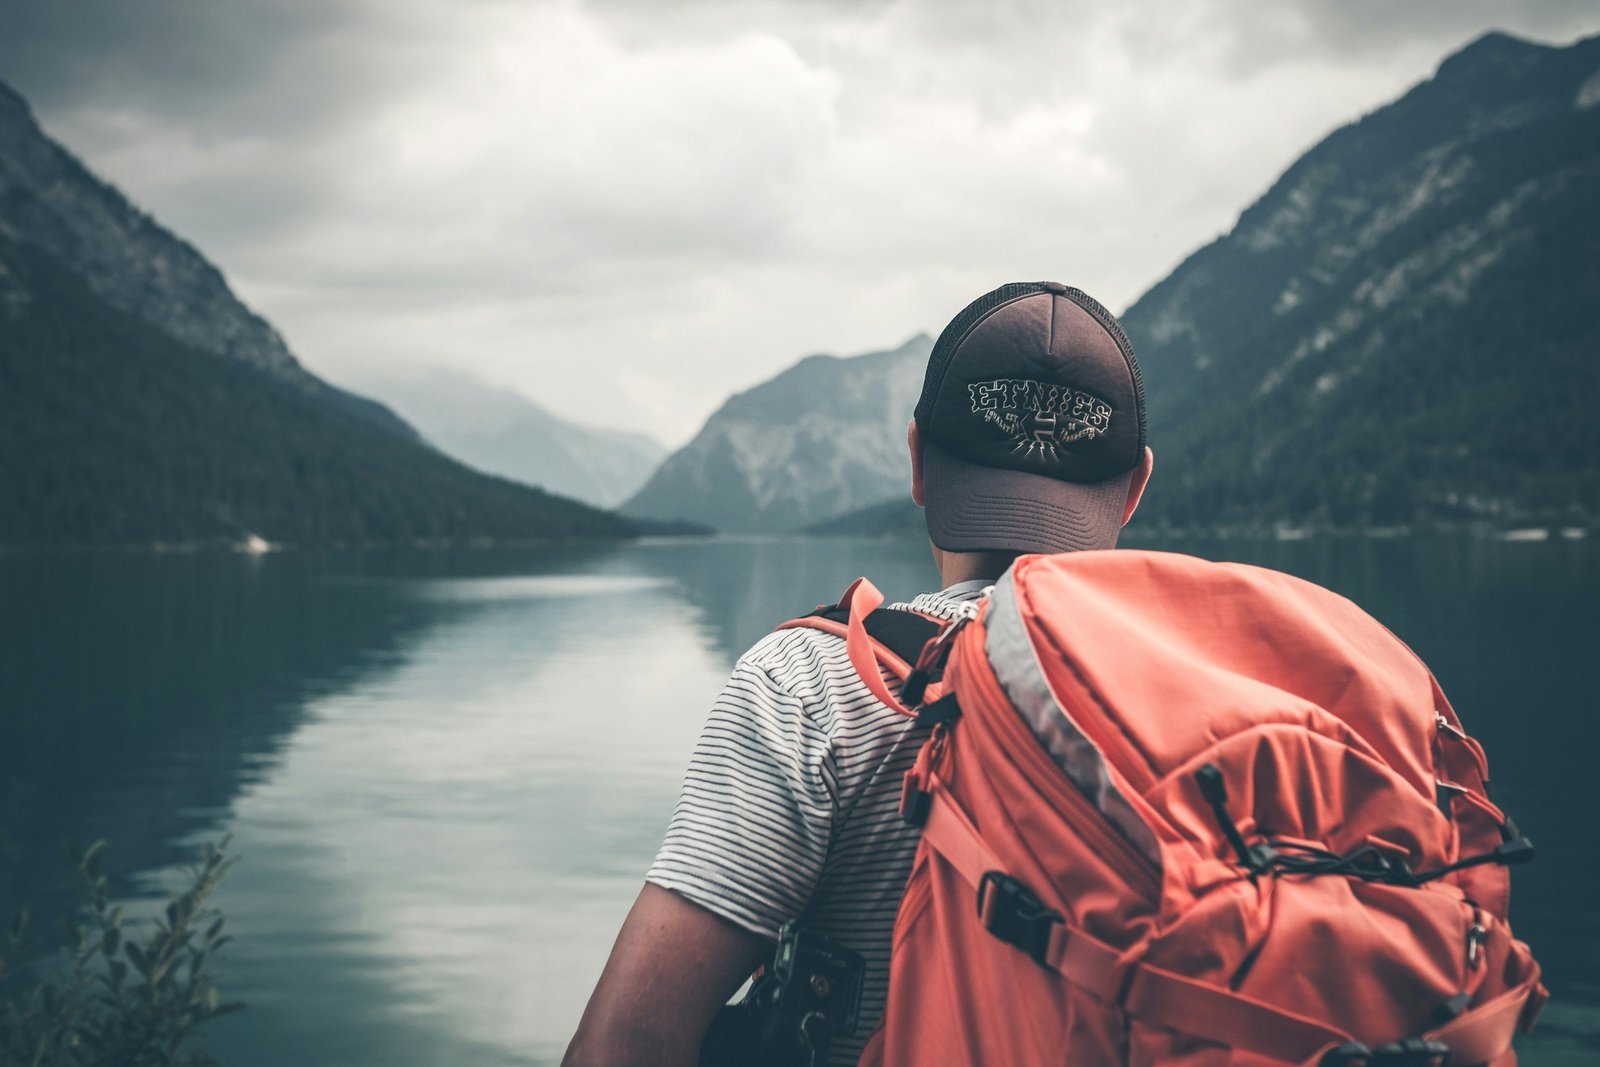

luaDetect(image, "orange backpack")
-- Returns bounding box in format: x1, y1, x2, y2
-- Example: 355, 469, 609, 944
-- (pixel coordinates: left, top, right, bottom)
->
821, 550, 1545, 1067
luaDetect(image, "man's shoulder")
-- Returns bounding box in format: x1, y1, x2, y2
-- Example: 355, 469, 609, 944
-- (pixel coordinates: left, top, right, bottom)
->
733, 585, 984, 688
735, 617, 851, 682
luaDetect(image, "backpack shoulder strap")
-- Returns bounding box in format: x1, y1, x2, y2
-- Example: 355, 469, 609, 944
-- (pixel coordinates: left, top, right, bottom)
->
776, 577, 944, 715
797, 604, 943, 675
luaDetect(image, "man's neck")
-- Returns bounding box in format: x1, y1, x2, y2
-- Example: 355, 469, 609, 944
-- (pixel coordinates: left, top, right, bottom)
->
933, 545, 1020, 587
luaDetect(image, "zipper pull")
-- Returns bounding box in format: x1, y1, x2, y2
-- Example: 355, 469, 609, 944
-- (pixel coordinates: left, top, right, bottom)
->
1466, 909, 1487, 969
929, 596, 983, 650
951, 592, 986, 623
902, 596, 987, 707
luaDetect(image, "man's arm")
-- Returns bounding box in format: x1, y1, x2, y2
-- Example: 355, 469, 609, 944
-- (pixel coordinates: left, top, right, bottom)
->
562, 883, 769, 1067
568, 645, 835, 1065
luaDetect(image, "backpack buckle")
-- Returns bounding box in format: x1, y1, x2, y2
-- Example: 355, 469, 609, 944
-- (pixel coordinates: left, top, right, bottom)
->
976, 871, 1061, 968
1320, 1039, 1450, 1067
1372, 1039, 1450, 1067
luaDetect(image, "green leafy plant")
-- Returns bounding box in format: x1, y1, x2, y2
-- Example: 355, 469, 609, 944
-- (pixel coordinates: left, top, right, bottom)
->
0, 838, 242, 1067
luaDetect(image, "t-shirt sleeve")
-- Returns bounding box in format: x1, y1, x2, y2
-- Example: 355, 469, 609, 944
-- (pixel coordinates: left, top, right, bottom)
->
646, 644, 836, 940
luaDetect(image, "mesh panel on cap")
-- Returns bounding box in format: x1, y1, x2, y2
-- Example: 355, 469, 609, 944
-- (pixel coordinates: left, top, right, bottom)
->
1054, 285, 1147, 455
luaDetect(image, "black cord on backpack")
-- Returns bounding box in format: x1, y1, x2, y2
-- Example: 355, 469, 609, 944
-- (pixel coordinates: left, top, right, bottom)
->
1194, 765, 1535, 888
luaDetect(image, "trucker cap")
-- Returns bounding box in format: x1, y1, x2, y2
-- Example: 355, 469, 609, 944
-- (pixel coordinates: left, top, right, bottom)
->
913, 281, 1147, 554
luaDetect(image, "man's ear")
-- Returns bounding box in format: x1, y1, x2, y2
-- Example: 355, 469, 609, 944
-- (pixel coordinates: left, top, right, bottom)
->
908, 420, 926, 507
1121, 447, 1154, 526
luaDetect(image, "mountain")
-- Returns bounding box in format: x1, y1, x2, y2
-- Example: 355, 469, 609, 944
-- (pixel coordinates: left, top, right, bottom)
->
1118, 31, 1600, 532
0, 79, 648, 548
623, 334, 933, 533
0, 82, 412, 441
804, 496, 927, 540
360, 371, 666, 510
818, 31, 1600, 539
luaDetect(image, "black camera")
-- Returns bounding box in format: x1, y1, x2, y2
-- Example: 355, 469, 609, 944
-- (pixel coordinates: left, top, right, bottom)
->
699, 922, 865, 1067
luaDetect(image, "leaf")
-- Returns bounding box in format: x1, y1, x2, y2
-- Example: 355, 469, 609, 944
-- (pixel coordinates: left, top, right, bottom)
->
150, 954, 175, 988
80, 839, 107, 878
101, 928, 120, 958
8, 908, 27, 943
125, 941, 149, 976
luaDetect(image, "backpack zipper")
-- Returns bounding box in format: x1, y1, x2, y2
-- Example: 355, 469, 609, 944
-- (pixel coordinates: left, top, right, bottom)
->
955, 626, 1162, 899
901, 592, 992, 707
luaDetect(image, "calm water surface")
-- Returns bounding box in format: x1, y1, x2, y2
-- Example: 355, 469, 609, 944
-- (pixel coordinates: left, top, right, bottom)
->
1, 536, 1595, 1065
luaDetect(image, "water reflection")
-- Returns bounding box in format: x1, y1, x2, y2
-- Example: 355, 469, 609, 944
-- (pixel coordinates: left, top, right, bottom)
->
1, 550, 461, 924
204, 565, 726, 1063
628, 536, 939, 661
1, 536, 1594, 1065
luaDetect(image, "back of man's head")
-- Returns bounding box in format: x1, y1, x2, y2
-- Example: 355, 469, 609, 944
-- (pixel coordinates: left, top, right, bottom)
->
914, 282, 1148, 555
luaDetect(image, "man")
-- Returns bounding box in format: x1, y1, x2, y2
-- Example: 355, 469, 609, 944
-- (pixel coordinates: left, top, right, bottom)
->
564, 281, 1153, 1067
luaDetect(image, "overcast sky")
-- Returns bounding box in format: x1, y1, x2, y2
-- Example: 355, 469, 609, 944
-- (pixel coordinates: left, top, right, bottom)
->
3, 1, 1596, 445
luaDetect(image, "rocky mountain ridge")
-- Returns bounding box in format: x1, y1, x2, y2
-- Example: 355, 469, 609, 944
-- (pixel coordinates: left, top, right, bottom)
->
0, 80, 411, 439
1118, 30, 1600, 530
624, 334, 932, 533
0, 79, 656, 548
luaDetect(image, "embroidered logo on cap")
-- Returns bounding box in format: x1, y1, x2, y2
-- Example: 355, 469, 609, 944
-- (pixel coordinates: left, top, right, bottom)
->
968, 378, 1112, 459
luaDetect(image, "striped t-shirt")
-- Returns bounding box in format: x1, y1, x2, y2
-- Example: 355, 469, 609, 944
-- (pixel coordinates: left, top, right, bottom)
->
647, 580, 990, 1066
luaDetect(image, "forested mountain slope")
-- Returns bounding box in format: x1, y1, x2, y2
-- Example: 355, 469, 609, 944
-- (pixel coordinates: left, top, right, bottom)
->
0, 80, 646, 547
1120, 31, 1600, 531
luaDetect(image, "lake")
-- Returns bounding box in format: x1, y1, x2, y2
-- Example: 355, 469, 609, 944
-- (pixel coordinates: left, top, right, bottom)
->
1, 534, 1595, 1065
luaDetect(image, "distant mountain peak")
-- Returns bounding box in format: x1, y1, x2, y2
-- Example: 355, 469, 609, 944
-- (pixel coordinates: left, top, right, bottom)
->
624, 334, 934, 533
887, 331, 934, 351
1438, 29, 1549, 75
361, 369, 666, 510
0, 78, 30, 119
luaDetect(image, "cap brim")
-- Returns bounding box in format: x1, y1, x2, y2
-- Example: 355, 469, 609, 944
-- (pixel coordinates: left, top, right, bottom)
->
922, 440, 1133, 554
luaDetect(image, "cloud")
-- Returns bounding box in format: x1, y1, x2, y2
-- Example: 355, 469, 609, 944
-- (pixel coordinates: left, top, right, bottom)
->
3, 0, 1597, 444
0, 1, 386, 136
352, 9, 838, 280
